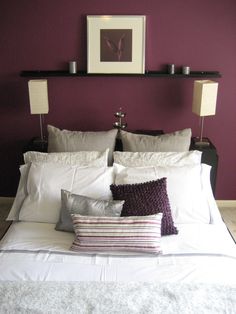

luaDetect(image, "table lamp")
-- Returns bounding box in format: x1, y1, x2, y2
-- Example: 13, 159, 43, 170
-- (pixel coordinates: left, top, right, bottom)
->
28, 79, 49, 142
192, 80, 218, 146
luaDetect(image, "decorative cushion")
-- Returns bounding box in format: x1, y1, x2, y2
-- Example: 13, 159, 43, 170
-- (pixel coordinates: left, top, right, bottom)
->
56, 190, 124, 232
120, 128, 191, 152
71, 213, 163, 254
47, 125, 118, 165
110, 178, 178, 236
18, 163, 114, 223
113, 151, 202, 167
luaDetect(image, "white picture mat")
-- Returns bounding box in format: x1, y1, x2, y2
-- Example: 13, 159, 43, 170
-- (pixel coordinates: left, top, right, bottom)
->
87, 15, 146, 74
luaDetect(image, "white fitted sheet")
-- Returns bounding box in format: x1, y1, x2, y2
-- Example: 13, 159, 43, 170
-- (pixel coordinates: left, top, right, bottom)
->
0, 221, 236, 284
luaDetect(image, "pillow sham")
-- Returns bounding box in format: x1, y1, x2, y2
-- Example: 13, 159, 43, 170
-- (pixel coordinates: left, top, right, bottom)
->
19, 163, 114, 223
24, 150, 109, 167
6, 164, 30, 221
110, 178, 178, 236
120, 128, 191, 152
47, 125, 118, 165
70, 213, 163, 254
113, 151, 202, 167
7, 150, 109, 221
113, 163, 211, 225
55, 190, 124, 232
201, 164, 222, 224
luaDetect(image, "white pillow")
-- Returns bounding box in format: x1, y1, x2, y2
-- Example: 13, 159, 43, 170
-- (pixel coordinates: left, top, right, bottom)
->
114, 164, 158, 185
6, 164, 30, 221
113, 151, 202, 167
201, 164, 222, 224
120, 128, 191, 152
19, 163, 114, 223
7, 150, 109, 221
24, 150, 109, 166
113, 163, 211, 224
47, 125, 118, 165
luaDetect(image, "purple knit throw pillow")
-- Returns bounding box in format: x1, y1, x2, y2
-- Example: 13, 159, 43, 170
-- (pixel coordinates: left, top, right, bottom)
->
110, 178, 178, 236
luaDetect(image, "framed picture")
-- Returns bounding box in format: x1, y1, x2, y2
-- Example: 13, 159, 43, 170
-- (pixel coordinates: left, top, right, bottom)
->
87, 15, 146, 74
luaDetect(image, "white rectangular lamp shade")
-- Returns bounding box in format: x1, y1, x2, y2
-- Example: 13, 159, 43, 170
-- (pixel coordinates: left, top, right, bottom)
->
28, 80, 49, 114
192, 80, 218, 117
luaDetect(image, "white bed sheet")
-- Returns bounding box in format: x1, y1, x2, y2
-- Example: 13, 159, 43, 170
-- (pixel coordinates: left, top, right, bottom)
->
0, 221, 236, 284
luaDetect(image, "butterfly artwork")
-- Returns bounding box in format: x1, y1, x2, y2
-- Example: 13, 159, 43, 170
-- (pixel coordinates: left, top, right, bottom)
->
100, 29, 132, 62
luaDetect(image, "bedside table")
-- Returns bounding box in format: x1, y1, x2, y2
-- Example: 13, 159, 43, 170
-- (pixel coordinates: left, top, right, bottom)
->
23, 137, 48, 153
219, 207, 236, 243
0, 197, 14, 240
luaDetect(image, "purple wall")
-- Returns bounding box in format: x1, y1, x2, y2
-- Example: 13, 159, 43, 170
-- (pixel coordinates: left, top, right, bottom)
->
0, 0, 236, 199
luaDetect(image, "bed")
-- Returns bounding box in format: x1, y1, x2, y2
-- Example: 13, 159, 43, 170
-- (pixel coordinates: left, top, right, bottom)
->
0, 126, 236, 314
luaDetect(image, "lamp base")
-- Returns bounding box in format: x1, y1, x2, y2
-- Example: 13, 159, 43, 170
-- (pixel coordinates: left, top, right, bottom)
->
193, 137, 210, 147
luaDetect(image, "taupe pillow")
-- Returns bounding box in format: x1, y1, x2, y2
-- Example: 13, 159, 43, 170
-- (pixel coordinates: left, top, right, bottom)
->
120, 128, 191, 152
55, 190, 124, 232
47, 125, 118, 165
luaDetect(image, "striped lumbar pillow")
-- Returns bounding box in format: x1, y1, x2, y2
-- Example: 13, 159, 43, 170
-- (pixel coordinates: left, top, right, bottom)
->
70, 213, 162, 254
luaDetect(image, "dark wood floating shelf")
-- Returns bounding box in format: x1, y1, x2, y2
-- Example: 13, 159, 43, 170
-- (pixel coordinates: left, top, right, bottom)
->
20, 70, 221, 78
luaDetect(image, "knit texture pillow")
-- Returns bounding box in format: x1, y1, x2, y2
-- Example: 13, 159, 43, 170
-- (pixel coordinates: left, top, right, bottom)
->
110, 178, 178, 236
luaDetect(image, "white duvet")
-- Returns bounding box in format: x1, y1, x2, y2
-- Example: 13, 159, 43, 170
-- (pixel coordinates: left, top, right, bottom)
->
1, 221, 236, 284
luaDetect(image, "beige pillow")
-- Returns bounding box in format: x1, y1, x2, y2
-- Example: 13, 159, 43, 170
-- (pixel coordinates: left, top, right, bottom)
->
47, 125, 118, 165
120, 128, 191, 152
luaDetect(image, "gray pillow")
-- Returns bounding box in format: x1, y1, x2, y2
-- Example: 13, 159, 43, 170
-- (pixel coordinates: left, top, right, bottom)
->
120, 128, 191, 152
55, 190, 124, 232
47, 125, 118, 165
